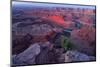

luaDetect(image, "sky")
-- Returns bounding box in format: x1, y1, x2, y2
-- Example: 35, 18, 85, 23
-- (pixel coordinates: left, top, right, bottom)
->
12, 1, 95, 9
12, 0, 96, 5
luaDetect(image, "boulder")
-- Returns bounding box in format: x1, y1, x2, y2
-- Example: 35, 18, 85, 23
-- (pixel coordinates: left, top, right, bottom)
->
12, 43, 40, 65
64, 50, 95, 62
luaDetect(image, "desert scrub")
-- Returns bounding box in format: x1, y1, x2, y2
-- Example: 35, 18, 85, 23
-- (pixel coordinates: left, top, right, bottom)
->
61, 35, 75, 52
